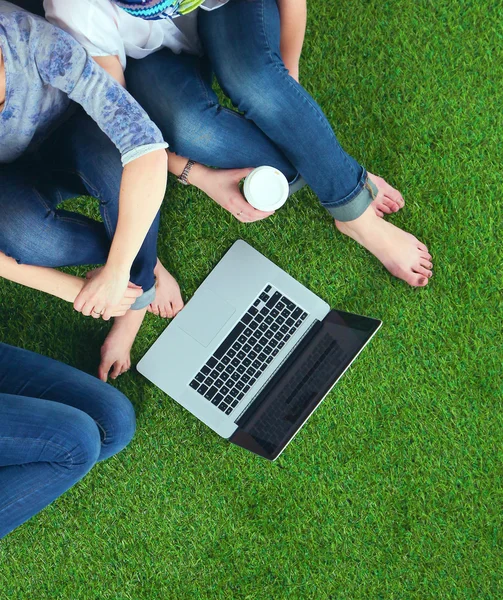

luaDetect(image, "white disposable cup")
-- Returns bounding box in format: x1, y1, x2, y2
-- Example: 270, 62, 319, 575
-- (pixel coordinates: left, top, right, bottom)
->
243, 166, 289, 211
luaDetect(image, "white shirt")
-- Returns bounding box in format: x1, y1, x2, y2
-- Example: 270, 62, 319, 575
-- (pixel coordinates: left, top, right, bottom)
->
44, 0, 228, 70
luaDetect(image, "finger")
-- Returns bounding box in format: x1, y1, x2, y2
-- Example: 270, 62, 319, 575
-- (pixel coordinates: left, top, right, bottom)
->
98, 357, 114, 383
109, 361, 123, 380
248, 210, 275, 222
92, 306, 105, 320
233, 167, 255, 181
124, 288, 143, 299
120, 299, 137, 308
128, 281, 142, 289
73, 292, 86, 313
101, 308, 113, 322
121, 296, 138, 308
81, 302, 94, 317
237, 210, 273, 223
110, 309, 128, 318
120, 360, 131, 376
375, 208, 384, 218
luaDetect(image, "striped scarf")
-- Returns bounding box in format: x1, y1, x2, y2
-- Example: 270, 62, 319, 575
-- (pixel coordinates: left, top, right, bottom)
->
114, 0, 206, 20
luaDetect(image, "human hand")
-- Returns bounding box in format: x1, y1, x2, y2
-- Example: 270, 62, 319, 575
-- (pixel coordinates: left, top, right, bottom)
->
192, 165, 275, 223
74, 265, 141, 320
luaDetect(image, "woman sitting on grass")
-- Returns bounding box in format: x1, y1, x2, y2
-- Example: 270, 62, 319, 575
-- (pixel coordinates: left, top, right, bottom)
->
0, 0, 185, 381
46, 0, 434, 286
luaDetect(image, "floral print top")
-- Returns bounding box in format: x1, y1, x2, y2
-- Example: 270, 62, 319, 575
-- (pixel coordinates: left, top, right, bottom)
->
0, 0, 168, 165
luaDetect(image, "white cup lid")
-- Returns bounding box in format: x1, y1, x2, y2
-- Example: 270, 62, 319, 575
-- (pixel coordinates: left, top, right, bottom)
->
244, 166, 289, 211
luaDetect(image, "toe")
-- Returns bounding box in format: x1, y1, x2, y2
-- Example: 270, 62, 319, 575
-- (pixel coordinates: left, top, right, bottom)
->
165, 304, 175, 319
382, 183, 404, 207
172, 299, 184, 315
377, 202, 393, 214
403, 270, 429, 287
407, 273, 428, 287
420, 252, 432, 261
417, 242, 429, 252
420, 259, 433, 269
383, 197, 401, 212
413, 265, 433, 278
151, 303, 160, 317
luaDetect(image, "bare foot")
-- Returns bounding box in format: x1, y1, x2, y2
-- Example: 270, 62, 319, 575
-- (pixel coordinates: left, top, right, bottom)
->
147, 259, 184, 319
335, 205, 433, 287
368, 172, 405, 218
98, 308, 146, 382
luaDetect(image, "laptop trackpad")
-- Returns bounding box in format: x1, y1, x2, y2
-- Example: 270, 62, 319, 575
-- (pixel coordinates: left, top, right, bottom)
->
176, 288, 235, 347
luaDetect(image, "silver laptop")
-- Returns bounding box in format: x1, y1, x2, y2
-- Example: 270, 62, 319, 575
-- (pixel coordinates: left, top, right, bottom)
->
137, 240, 381, 460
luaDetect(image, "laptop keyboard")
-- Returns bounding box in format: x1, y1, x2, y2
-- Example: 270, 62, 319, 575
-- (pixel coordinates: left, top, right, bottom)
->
189, 285, 308, 416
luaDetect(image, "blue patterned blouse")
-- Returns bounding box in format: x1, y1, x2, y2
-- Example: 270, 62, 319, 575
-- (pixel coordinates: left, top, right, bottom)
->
0, 0, 168, 165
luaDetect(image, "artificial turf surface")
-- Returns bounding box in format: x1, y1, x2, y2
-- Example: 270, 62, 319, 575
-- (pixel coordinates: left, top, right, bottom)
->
1, 0, 502, 597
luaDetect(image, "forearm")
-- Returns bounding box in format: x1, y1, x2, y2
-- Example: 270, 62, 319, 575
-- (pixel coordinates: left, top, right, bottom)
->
278, 0, 307, 76
0, 252, 84, 303
106, 149, 168, 272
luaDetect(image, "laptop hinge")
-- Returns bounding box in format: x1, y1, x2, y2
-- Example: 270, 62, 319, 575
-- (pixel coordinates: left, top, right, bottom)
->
235, 318, 323, 430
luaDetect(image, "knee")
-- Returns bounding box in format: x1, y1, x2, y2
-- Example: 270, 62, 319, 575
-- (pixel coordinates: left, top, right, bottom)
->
62, 410, 102, 477
218, 64, 287, 122
95, 387, 136, 461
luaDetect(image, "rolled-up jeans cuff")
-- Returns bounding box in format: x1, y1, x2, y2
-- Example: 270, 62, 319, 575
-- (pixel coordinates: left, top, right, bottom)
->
288, 172, 307, 196
324, 169, 377, 222
131, 282, 156, 310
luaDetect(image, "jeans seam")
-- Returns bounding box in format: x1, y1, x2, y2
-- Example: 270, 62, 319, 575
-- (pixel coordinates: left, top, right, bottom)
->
32, 186, 52, 215
195, 63, 215, 109
257, 0, 358, 178
57, 168, 115, 236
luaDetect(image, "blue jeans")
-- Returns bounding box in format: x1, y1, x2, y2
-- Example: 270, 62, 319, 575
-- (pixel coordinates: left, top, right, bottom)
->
126, 0, 374, 221
0, 343, 136, 539
0, 110, 158, 309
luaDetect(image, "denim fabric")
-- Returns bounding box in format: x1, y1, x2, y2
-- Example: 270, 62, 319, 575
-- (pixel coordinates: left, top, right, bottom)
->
0, 1, 167, 165
0, 109, 158, 309
126, 0, 372, 220
0, 343, 136, 539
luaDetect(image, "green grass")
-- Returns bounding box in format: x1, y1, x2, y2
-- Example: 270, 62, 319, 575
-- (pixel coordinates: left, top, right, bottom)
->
1, 0, 502, 597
